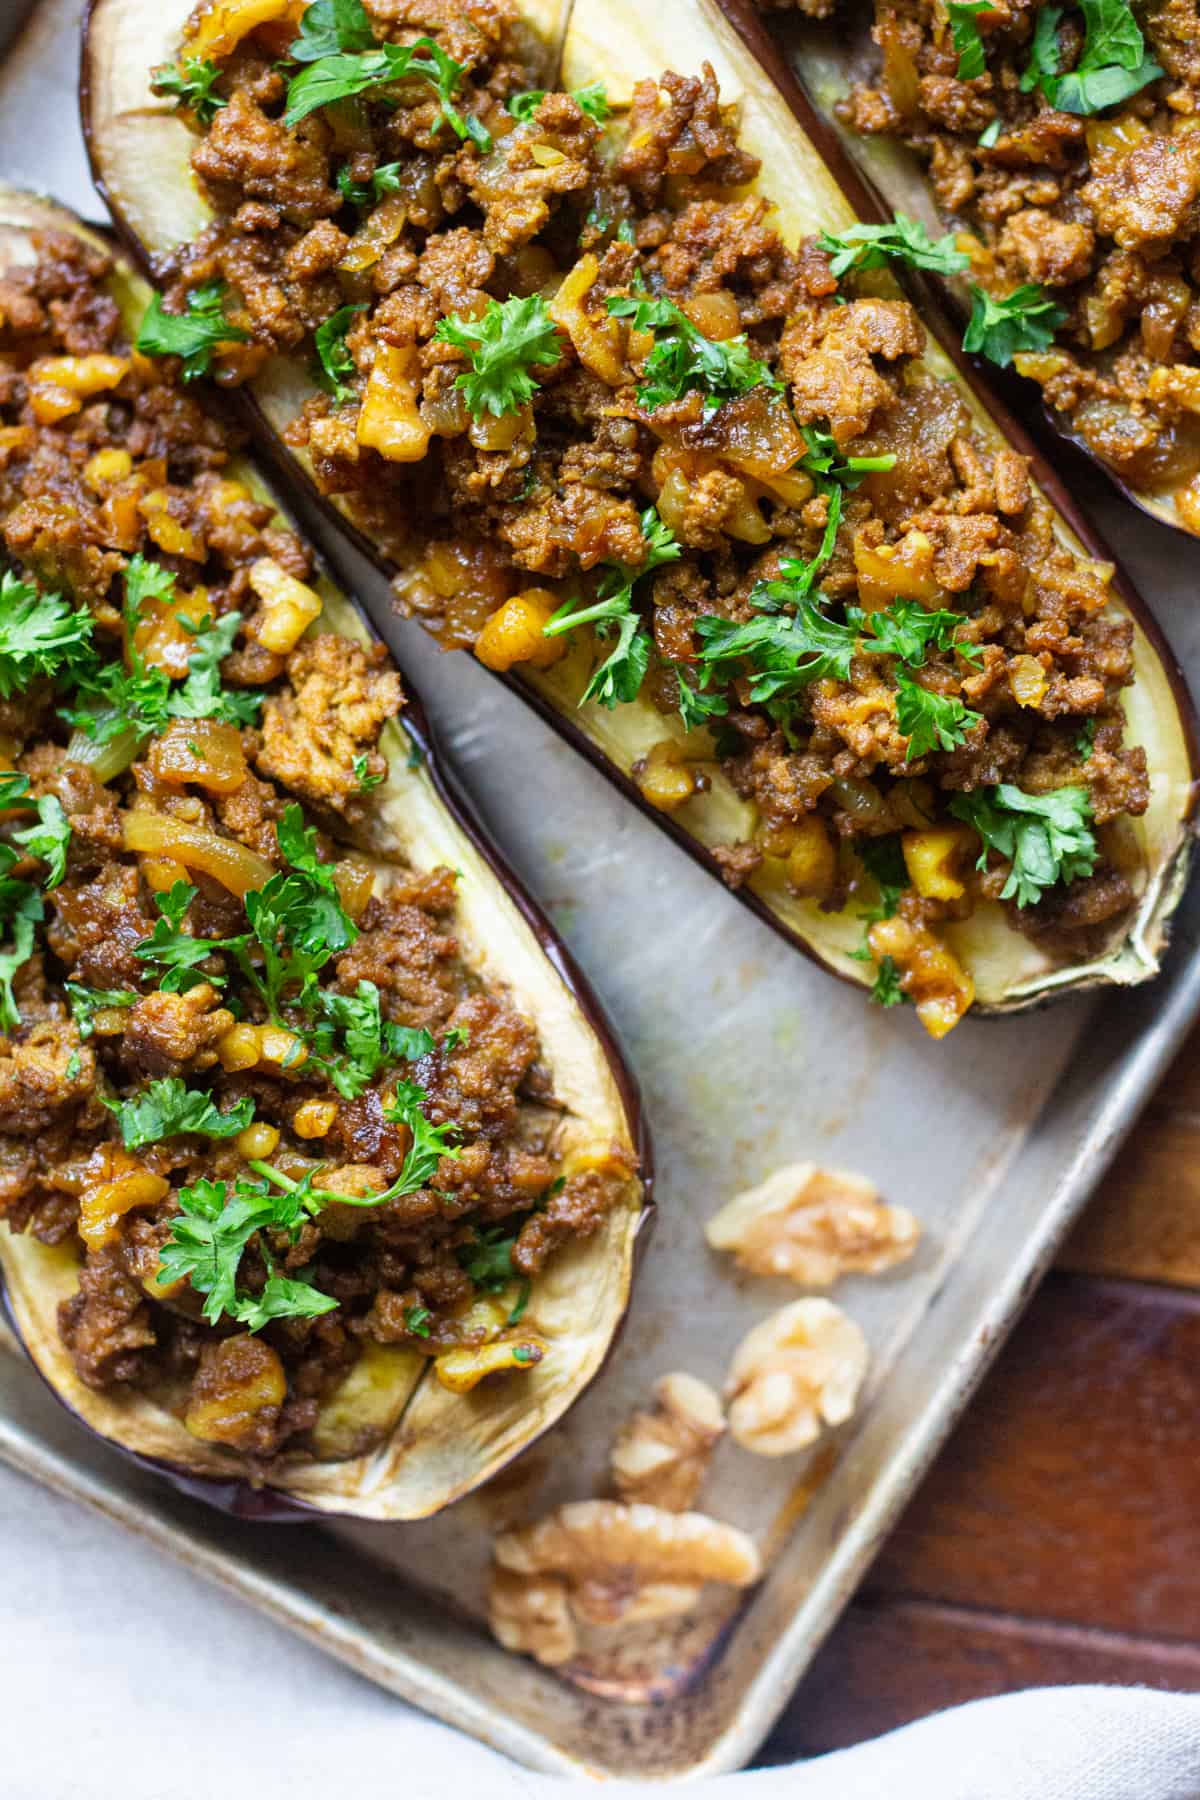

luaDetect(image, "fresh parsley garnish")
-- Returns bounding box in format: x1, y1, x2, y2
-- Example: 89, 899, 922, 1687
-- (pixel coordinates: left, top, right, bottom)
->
382, 1077, 462, 1189
137, 282, 249, 382
289, 0, 376, 62
406, 1304, 433, 1337
0, 871, 41, 1032
65, 983, 138, 1037
870, 955, 905, 1007
103, 1077, 255, 1151
542, 508, 681, 708
819, 214, 970, 280
169, 609, 261, 727
458, 1222, 520, 1291
858, 598, 983, 667
134, 881, 223, 993
671, 663, 729, 730
155, 1175, 336, 1331
13, 794, 71, 888
894, 668, 982, 759
239, 807, 358, 1019
947, 0, 991, 78
434, 294, 561, 417
312, 979, 436, 1099
798, 424, 897, 490
695, 599, 858, 709
314, 303, 365, 403
507, 81, 610, 122
950, 783, 1097, 906
336, 162, 402, 206
284, 34, 487, 147
606, 290, 781, 414
963, 284, 1068, 368
857, 835, 908, 921
1076, 718, 1097, 760
1020, 0, 1162, 114
0, 571, 94, 698
353, 752, 384, 789
151, 55, 226, 123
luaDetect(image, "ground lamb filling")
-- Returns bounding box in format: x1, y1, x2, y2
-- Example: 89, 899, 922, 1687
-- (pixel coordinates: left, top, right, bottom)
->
832, 0, 1200, 521
146, 0, 1151, 1035
0, 230, 628, 1466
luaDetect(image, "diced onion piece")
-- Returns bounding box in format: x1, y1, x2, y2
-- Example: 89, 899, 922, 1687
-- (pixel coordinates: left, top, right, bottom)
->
148, 720, 248, 794
79, 1163, 169, 1253
294, 1099, 338, 1139
84, 448, 133, 490
134, 583, 211, 677
333, 855, 376, 920
682, 290, 741, 341
475, 590, 566, 672
1007, 653, 1048, 709
550, 255, 625, 386
867, 914, 974, 1039
1147, 365, 1200, 416
185, 1337, 288, 1446
235, 1122, 281, 1159
356, 345, 431, 464
901, 825, 973, 901
65, 722, 143, 785
435, 1336, 547, 1393
28, 353, 129, 423
760, 816, 836, 899
339, 195, 409, 274
634, 740, 699, 812
122, 808, 274, 896
138, 488, 205, 561
852, 528, 939, 609
248, 556, 323, 653
184, 0, 304, 60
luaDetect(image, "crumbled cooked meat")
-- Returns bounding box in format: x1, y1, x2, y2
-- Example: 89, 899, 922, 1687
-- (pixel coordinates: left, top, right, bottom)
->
255, 634, 403, 814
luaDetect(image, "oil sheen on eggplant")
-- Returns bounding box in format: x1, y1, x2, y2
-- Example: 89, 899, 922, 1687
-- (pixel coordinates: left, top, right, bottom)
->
0, 188, 648, 1522
81, 0, 1198, 1034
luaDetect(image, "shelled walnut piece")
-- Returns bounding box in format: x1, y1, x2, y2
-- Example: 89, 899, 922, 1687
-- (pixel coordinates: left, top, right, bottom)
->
706, 1163, 920, 1287
610, 1372, 726, 1512
726, 1299, 869, 1456
489, 1500, 762, 1665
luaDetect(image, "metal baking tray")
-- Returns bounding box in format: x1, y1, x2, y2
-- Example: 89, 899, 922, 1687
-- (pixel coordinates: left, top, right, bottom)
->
3, 0, 1200, 1778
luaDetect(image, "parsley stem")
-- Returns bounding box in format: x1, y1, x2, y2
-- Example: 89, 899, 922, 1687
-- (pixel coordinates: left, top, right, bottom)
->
542, 595, 627, 638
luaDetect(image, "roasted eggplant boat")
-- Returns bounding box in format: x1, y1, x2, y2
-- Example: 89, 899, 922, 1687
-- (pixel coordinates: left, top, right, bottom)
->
0, 188, 647, 1520
748, 0, 1200, 540
83, 0, 1197, 1036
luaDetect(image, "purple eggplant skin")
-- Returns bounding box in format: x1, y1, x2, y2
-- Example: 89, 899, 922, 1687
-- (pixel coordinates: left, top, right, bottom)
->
742, 0, 1200, 542
0, 191, 653, 1525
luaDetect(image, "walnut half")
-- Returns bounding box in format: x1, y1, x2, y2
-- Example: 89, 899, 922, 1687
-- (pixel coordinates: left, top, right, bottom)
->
488, 1569, 578, 1667
725, 1298, 869, 1456
610, 1372, 725, 1512
492, 1499, 762, 1654
706, 1161, 920, 1287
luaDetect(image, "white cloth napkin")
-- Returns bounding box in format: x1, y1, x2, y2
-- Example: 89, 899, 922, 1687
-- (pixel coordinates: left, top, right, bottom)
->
3, 1458, 1197, 1799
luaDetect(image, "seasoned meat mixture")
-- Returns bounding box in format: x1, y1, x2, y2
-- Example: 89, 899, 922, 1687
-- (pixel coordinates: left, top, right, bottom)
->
0, 230, 628, 1466
144, 0, 1152, 1034
831, 0, 1200, 521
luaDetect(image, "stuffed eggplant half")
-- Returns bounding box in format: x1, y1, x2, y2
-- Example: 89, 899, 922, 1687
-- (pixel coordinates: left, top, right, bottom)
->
750, 0, 1200, 541
0, 189, 646, 1520
83, 0, 1197, 1037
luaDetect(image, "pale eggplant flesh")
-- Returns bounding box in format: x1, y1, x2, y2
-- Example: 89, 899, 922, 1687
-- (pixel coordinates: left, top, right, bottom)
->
0, 188, 650, 1523
737, 0, 1199, 542
82, 0, 1199, 1020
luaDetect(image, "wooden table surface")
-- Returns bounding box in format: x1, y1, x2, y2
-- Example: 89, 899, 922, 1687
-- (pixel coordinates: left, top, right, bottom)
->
760, 1019, 1200, 1758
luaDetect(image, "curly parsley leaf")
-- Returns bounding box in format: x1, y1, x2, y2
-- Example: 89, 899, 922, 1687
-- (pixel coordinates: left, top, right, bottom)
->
137, 282, 249, 382
963, 283, 1068, 368
314, 303, 365, 403
947, 0, 991, 78
155, 1176, 332, 1330
168, 610, 262, 727
134, 880, 230, 994
13, 794, 71, 888
695, 599, 858, 709
670, 663, 729, 730
607, 290, 782, 413
284, 35, 488, 146
870, 954, 905, 1007
151, 55, 227, 122
0, 572, 94, 699
855, 597, 983, 667
312, 979, 436, 1099
104, 1077, 255, 1151
894, 668, 982, 759
405, 1304, 433, 1338
1021, 5, 1065, 91
336, 161, 403, 206
382, 1077, 462, 1191
275, 804, 340, 893
0, 883, 41, 1032
66, 982, 137, 1038
542, 507, 681, 708
231, 808, 357, 1019
458, 1222, 520, 1291
353, 752, 384, 789
507, 81, 610, 122
819, 214, 970, 280
290, 0, 375, 61
1076, 717, 1097, 760
950, 782, 1097, 906
434, 294, 561, 418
